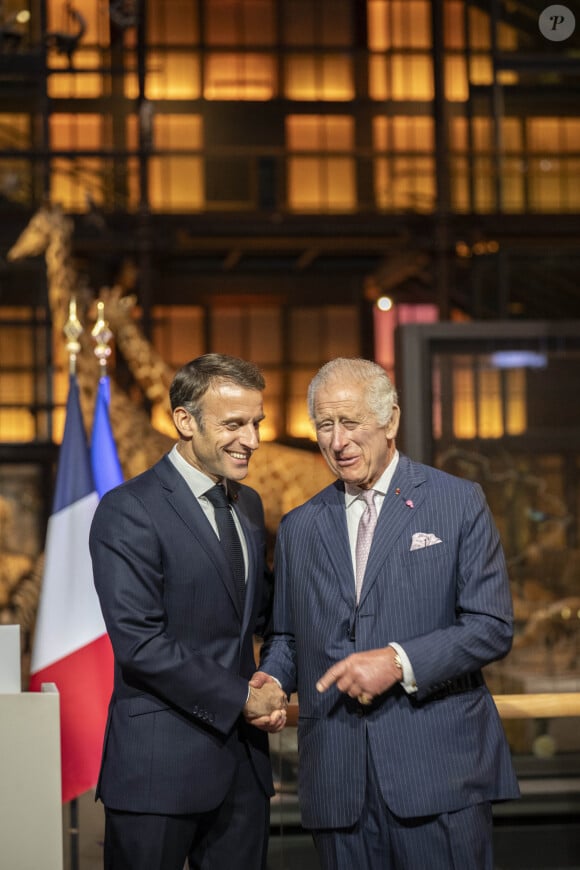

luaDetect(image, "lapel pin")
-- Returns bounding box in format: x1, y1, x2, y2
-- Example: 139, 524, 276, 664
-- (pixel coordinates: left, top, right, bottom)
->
395, 488, 400, 495
405, 499, 414, 508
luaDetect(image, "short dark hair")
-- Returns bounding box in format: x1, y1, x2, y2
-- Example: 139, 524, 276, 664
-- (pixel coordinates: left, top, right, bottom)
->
169, 354, 265, 427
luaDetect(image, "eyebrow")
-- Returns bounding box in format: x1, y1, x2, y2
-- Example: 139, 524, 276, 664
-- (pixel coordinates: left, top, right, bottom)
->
221, 413, 266, 424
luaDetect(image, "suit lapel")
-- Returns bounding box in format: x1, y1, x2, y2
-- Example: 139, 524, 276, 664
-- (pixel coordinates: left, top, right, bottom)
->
358, 456, 427, 606
155, 457, 244, 618
313, 482, 356, 605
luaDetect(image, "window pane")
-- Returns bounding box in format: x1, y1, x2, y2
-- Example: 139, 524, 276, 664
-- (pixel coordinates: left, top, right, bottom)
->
149, 156, 205, 212
148, 0, 199, 44
151, 306, 205, 369
284, 55, 353, 100
205, 0, 275, 45
154, 115, 203, 150
205, 53, 276, 100
146, 52, 201, 99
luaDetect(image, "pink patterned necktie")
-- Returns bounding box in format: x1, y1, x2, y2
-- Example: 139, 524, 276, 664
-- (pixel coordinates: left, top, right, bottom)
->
355, 489, 377, 603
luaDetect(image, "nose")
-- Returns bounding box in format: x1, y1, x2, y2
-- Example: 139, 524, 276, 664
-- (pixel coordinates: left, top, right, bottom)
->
239, 423, 260, 450
330, 424, 348, 452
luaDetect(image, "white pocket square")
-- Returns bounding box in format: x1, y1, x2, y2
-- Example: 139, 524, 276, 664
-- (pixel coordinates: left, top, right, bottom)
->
410, 532, 442, 550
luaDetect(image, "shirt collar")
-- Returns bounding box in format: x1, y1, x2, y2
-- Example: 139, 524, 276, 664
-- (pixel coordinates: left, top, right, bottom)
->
168, 443, 220, 498
344, 450, 400, 508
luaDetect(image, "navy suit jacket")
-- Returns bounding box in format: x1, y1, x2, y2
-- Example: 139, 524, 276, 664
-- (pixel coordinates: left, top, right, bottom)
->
89, 454, 274, 814
260, 454, 520, 828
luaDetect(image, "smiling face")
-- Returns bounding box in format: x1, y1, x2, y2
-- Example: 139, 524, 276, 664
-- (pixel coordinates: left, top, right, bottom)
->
173, 379, 264, 482
313, 376, 400, 489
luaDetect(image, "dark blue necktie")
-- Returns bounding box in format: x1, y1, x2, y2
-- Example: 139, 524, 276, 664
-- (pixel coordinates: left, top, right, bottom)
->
205, 484, 246, 609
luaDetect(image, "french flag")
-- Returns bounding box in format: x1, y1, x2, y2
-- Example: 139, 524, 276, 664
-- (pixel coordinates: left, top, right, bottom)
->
29, 374, 123, 803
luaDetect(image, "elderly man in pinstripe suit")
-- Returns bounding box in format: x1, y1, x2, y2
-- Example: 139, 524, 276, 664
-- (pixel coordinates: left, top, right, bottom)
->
258, 357, 520, 869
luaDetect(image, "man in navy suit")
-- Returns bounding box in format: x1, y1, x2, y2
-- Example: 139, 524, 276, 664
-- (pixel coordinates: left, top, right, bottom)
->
90, 354, 286, 870
258, 357, 520, 869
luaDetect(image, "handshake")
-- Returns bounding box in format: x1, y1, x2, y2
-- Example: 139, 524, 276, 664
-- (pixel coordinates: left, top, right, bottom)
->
243, 671, 287, 733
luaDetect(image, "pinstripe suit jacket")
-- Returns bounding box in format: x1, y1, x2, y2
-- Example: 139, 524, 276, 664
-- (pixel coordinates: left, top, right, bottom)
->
89, 454, 274, 814
261, 454, 520, 827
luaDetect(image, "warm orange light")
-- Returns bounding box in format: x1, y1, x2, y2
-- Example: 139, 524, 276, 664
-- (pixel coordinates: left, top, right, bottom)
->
204, 54, 275, 100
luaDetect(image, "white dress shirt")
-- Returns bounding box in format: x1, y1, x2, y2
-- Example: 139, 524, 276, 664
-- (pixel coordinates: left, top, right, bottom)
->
168, 444, 249, 581
344, 451, 417, 694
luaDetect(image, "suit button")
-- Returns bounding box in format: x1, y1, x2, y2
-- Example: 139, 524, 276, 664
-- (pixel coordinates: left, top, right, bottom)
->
356, 707, 365, 718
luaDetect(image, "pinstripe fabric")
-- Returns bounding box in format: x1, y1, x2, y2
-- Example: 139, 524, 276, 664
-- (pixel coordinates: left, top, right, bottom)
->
313, 747, 494, 869
260, 453, 520, 830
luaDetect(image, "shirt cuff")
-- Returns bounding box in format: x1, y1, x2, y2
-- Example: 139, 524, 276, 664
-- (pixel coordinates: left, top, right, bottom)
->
389, 642, 418, 694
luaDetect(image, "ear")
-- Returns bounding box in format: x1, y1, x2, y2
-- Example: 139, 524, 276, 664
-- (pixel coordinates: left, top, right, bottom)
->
385, 404, 401, 440
172, 406, 197, 438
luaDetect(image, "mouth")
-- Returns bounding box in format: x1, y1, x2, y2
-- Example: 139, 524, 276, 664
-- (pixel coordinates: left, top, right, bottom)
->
227, 450, 252, 463
334, 454, 359, 467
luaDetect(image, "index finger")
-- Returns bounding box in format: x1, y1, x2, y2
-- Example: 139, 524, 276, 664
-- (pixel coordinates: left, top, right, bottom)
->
316, 662, 345, 694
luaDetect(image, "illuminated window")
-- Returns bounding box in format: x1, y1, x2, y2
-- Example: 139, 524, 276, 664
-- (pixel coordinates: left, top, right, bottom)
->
449, 156, 470, 212
468, 7, 491, 49
204, 53, 276, 100
526, 118, 580, 212
528, 118, 563, 152
373, 117, 435, 212
367, 0, 431, 49
46, 0, 107, 98
391, 0, 431, 46
444, 1, 465, 49
149, 157, 205, 212
49, 114, 108, 208
127, 114, 204, 212
0, 115, 31, 206
529, 161, 562, 212
505, 369, 527, 435
148, 0, 200, 44
502, 117, 523, 151
391, 54, 433, 100
145, 51, 202, 100
500, 159, 525, 213
445, 56, 469, 101
205, 0, 275, 45
287, 307, 359, 440
369, 53, 433, 101
151, 115, 202, 152
284, 55, 353, 101
0, 308, 52, 442
286, 116, 356, 212
0, 114, 29, 148
445, 355, 527, 440
210, 305, 282, 440
473, 157, 496, 212
283, 0, 352, 46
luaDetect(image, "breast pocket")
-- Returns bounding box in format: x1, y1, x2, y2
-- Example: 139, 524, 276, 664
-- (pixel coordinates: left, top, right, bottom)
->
403, 541, 453, 597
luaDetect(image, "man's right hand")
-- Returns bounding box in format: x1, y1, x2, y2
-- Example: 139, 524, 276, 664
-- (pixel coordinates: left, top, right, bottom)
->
243, 680, 287, 721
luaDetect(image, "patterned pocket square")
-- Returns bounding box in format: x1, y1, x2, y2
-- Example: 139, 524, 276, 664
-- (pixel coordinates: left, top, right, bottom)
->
410, 532, 443, 550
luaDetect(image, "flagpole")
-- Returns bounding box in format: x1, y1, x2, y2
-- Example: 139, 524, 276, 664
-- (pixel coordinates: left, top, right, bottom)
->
63, 297, 84, 870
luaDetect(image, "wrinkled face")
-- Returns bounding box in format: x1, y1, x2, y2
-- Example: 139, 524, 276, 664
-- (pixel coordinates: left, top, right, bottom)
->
173, 380, 264, 482
313, 377, 399, 489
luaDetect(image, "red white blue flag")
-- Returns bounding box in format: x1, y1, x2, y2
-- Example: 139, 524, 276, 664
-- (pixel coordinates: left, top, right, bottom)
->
29, 374, 122, 802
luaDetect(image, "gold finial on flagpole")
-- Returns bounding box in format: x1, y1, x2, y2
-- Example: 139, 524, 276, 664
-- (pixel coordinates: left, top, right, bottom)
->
64, 296, 83, 375
91, 300, 113, 375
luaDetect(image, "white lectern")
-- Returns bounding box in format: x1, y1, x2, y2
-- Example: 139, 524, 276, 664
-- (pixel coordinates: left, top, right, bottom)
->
0, 625, 63, 869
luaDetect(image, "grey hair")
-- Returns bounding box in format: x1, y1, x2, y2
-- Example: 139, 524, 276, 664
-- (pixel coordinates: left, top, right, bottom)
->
307, 358, 398, 426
